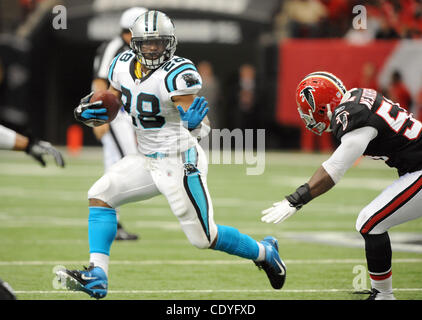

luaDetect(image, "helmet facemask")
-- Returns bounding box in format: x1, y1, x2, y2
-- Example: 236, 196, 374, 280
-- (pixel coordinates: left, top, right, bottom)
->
130, 35, 177, 70
297, 106, 331, 136
129, 11, 178, 70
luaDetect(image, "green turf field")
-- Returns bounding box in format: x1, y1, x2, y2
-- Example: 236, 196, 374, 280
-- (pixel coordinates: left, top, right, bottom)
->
0, 148, 421, 300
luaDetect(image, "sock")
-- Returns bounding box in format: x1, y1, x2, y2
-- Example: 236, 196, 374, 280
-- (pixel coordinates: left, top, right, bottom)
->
212, 225, 262, 260
361, 232, 393, 293
88, 206, 117, 262
256, 242, 266, 261
370, 274, 393, 294
90, 252, 110, 275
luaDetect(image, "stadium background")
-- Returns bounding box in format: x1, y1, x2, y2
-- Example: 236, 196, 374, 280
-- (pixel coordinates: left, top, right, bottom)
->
1, 0, 422, 302
2, 0, 421, 151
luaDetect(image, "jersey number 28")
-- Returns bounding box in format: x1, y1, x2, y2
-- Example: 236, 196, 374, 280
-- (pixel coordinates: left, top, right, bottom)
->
121, 88, 165, 129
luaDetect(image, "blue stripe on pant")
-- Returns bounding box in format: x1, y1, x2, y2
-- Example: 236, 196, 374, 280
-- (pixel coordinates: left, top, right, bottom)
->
183, 172, 210, 241
183, 147, 210, 241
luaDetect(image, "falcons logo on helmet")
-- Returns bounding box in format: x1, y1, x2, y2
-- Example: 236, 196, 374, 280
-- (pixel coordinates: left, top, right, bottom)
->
300, 86, 316, 112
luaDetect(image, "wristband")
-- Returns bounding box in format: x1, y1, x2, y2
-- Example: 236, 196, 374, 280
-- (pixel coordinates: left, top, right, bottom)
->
285, 183, 312, 209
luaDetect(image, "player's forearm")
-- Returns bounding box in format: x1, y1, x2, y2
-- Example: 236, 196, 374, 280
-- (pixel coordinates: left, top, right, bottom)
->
285, 166, 334, 210
172, 94, 194, 112
13, 133, 29, 151
0, 125, 17, 150
0, 125, 29, 151
307, 166, 335, 199
92, 78, 109, 92
93, 123, 110, 140
108, 85, 122, 100
322, 126, 378, 184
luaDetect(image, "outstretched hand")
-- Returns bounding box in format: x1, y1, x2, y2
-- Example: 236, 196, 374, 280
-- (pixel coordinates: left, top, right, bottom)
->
25, 138, 65, 167
261, 199, 298, 224
177, 96, 209, 129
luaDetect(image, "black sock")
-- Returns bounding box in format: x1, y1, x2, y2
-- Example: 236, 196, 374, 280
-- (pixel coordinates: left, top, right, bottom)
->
361, 232, 392, 276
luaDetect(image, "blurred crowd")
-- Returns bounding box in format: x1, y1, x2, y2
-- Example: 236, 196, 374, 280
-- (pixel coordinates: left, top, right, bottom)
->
274, 0, 422, 40
0, 0, 47, 33
2, 0, 422, 148
274, 0, 422, 126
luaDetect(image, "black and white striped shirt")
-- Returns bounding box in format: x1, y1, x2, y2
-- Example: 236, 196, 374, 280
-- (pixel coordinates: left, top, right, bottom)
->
93, 36, 129, 80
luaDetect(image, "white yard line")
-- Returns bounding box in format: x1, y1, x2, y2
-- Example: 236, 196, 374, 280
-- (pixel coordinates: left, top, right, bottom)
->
0, 258, 421, 266
13, 288, 422, 295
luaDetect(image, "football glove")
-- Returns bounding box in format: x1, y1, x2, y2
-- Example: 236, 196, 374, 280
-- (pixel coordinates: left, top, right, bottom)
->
25, 137, 65, 167
177, 96, 209, 130
261, 199, 298, 224
74, 92, 108, 127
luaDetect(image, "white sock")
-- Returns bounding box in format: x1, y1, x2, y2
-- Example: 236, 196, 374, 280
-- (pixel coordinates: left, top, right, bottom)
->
90, 253, 110, 276
371, 274, 393, 294
255, 242, 266, 261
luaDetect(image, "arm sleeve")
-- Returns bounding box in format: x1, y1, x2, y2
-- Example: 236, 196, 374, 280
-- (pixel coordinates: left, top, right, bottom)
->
322, 126, 378, 184
0, 125, 17, 150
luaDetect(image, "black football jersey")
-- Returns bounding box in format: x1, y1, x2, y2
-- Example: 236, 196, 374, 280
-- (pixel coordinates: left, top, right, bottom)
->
330, 88, 422, 176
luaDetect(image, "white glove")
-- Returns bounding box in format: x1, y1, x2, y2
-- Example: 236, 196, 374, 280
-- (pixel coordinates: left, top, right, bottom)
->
261, 199, 298, 224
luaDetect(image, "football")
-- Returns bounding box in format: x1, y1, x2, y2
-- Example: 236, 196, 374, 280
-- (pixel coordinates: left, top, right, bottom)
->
89, 90, 122, 124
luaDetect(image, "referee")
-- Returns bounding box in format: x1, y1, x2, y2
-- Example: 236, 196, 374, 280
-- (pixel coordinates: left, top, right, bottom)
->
91, 7, 147, 241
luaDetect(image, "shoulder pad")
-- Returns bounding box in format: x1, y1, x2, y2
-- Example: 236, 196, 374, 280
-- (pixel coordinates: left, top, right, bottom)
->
161, 57, 202, 94
107, 50, 136, 87
331, 100, 372, 140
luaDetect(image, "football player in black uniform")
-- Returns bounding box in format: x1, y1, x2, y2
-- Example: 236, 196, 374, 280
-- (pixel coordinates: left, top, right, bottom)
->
261, 71, 422, 300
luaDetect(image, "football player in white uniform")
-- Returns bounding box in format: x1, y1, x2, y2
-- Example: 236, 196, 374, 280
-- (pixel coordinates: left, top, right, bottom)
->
91, 7, 148, 241
262, 71, 422, 300
0, 124, 64, 167
57, 11, 286, 299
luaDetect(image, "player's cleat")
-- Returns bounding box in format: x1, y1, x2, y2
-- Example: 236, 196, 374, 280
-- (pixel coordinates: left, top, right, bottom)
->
254, 236, 286, 289
0, 278, 17, 300
366, 288, 396, 300
115, 223, 139, 241
55, 263, 108, 299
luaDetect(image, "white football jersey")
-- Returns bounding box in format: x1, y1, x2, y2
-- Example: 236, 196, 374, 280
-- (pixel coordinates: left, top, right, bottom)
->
108, 50, 202, 155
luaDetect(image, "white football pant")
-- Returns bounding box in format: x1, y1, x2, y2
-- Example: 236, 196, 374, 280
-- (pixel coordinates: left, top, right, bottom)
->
356, 170, 422, 234
88, 143, 218, 249
101, 109, 137, 171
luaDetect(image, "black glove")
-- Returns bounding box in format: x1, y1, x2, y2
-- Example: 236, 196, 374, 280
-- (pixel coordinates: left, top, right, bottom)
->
74, 92, 108, 127
25, 137, 65, 167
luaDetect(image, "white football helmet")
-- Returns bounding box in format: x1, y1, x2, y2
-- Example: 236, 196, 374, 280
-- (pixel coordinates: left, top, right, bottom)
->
130, 10, 177, 70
